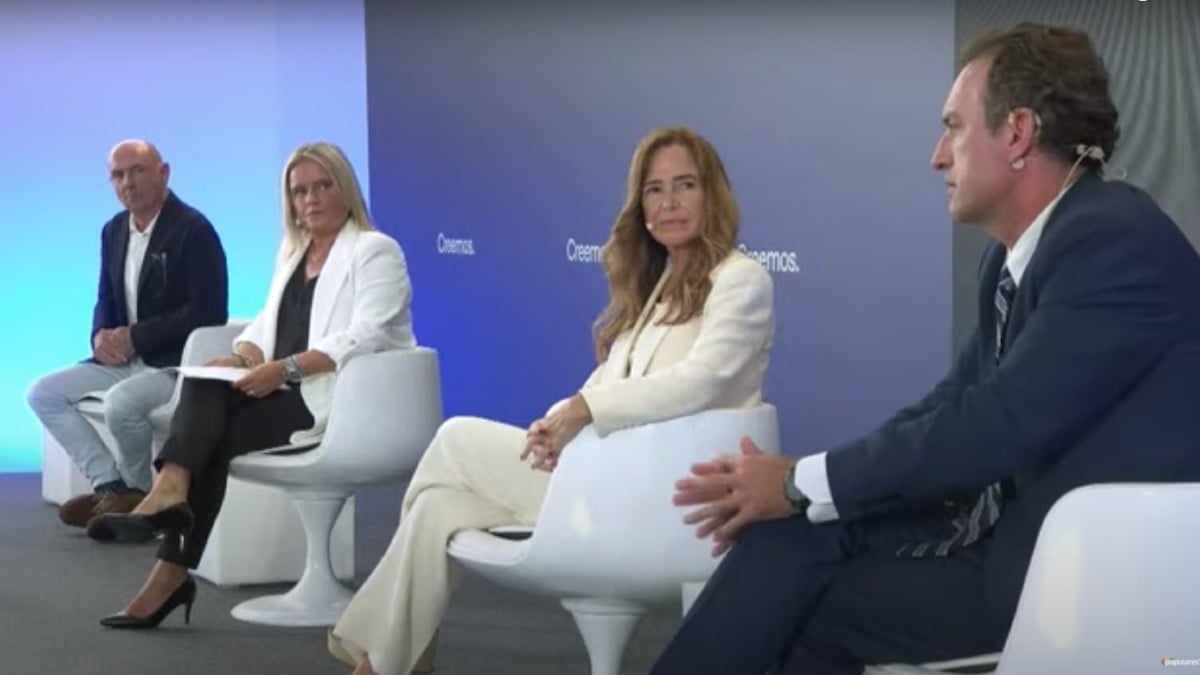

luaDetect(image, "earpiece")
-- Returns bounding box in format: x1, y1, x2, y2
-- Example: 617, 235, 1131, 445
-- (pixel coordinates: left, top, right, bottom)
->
1008, 109, 1043, 138
1059, 142, 1120, 192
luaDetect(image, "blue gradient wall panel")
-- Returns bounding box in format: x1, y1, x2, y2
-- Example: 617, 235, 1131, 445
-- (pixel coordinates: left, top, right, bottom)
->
0, 1, 367, 471
364, 0, 955, 457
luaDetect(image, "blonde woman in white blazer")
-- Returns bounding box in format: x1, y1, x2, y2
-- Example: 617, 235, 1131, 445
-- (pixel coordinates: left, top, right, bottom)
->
329, 127, 774, 675
93, 142, 414, 630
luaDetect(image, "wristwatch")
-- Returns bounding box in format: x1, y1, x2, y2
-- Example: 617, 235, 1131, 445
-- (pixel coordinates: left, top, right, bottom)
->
282, 355, 305, 384
783, 463, 812, 515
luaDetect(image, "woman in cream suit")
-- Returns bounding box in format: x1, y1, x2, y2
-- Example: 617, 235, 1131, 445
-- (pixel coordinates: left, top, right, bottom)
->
329, 127, 774, 675
92, 142, 415, 628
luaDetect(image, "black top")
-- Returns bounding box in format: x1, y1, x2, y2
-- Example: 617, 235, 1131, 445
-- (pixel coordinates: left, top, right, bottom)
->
273, 252, 318, 361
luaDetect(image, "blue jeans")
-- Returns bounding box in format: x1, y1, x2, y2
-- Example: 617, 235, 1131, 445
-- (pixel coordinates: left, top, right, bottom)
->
28, 361, 176, 491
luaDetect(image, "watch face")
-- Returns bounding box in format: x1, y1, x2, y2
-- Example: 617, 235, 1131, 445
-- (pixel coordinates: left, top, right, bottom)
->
284, 359, 302, 383
784, 466, 810, 511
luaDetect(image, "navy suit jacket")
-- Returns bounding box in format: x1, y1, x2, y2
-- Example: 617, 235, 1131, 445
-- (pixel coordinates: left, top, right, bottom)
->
824, 173, 1200, 628
92, 190, 229, 368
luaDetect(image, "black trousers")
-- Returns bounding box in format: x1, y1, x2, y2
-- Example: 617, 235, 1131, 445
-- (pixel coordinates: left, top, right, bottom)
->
154, 378, 313, 568
650, 507, 1010, 675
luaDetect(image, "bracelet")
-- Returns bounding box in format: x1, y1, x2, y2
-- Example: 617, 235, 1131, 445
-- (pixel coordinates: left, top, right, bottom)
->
232, 353, 252, 367
282, 355, 305, 384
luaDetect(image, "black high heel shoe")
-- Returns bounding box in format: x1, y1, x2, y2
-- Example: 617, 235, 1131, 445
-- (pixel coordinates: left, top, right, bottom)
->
100, 575, 197, 629
87, 502, 194, 543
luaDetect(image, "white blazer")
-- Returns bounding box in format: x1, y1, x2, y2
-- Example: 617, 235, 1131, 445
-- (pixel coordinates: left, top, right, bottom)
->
235, 221, 415, 445
577, 251, 774, 436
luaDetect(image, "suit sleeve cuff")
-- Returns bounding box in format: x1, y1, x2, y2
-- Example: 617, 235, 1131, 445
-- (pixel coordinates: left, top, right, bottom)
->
794, 452, 840, 522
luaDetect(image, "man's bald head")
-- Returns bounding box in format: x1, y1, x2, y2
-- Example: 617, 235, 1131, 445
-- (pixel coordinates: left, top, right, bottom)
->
108, 139, 164, 167
107, 139, 170, 224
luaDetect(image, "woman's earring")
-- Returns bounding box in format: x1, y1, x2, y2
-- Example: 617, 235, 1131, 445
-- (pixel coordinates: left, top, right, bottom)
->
1011, 157, 1026, 171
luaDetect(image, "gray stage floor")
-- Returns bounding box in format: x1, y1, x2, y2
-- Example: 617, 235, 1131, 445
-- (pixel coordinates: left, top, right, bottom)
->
0, 473, 679, 675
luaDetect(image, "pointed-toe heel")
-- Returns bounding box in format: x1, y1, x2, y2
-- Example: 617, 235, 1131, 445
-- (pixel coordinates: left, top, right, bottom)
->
100, 576, 197, 630
92, 502, 194, 543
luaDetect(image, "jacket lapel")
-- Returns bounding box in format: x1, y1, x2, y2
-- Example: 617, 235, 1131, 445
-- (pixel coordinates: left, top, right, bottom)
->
626, 269, 672, 378
110, 218, 131, 322
627, 316, 670, 378
136, 196, 175, 299
309, 222, 358, 344
600, 332, 633, 383
998, 176, 1095, 354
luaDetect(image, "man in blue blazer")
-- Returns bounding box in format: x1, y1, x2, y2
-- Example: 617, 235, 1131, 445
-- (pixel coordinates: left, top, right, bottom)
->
652, 23, 1200, 674
28, 140, 228, 532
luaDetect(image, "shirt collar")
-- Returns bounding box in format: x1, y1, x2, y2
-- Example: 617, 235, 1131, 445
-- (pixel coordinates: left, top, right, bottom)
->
1005, 180, 1078, 285
128, 208, 162, 237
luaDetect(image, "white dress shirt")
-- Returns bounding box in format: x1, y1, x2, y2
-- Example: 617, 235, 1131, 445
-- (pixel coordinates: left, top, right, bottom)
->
121, 210, 160, 366
124, 211, 160, 324
793, 184, 1074, 522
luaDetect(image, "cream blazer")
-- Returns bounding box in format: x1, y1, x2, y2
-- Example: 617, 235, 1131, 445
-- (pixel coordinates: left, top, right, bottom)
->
576, 251, 774, 436
235, 221, 415, 445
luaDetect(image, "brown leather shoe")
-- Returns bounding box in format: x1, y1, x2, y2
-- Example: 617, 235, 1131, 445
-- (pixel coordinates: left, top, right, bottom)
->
83, 491, 148, 541
93, 490, 146, 517
59, 493, 100, 528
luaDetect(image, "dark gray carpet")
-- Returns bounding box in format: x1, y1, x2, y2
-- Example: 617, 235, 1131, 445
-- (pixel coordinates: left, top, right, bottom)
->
0, 474, 678, 674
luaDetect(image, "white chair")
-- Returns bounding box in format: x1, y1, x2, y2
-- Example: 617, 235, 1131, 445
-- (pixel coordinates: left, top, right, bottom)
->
228, 347, 443, 627
160, 323, 357, 588
448, 405, 780, 675
867, 482, 1200, 675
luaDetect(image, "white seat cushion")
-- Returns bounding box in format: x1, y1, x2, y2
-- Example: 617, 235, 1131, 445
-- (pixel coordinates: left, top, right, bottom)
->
76, 395, 106, 417
448, 529, 530, 566
489, 524, 533, 540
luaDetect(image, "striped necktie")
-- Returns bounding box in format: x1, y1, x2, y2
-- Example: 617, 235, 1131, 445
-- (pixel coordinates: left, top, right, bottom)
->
993, 266, 1016, 363
899, 265, 1015, 557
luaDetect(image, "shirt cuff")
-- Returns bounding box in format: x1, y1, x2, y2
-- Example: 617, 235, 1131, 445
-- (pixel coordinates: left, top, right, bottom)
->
794, 451, 840, 522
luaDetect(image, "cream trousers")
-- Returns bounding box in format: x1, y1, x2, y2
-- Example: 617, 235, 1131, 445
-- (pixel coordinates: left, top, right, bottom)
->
332, 416, 550, 675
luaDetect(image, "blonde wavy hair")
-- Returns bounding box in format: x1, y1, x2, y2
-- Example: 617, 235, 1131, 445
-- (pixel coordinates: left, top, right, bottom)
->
280, 142, 375, 256
593, 127, 739, 362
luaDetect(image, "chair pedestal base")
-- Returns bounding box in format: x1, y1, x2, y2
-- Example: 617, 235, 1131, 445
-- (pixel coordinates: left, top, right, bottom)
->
231, 492, 351, 627
196, 480, 355, 587
231, 584, 352, 627
561, 598, 644, 675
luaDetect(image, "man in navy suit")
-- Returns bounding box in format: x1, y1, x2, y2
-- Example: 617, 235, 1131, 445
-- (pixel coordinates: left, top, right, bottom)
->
28, 140, 228, 533
652, 23, 1200, 674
